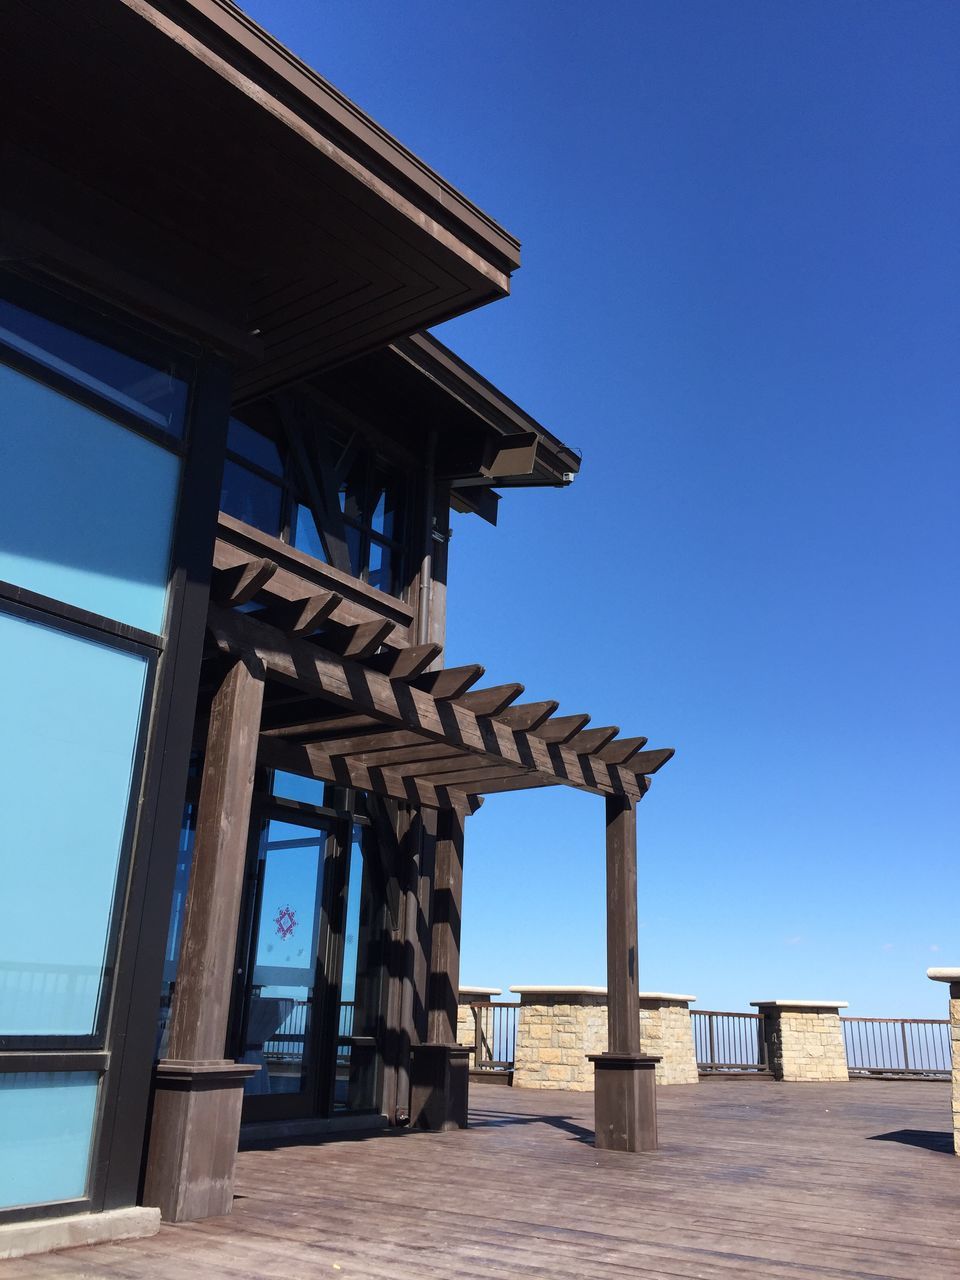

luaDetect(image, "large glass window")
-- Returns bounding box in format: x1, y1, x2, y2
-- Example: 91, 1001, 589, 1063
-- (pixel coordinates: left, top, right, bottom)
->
339, 456, 406, 593
219, 411, 407, 595
0, 1073, 100, 1210
0, 609, 149, 1037
0, 297, 187, 438
0, 361, 181, 635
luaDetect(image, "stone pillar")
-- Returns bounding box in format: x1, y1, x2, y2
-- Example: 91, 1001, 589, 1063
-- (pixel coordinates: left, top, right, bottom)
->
143, 657, 262, 1222
638, 995, 699, 1085
927, 968, 960, 1155
510, 988, 698, 1088
457, 987, 502, 1061
410, 807, 470, 1129
751, 1000, 849, 1082
512, 988, 608, 1090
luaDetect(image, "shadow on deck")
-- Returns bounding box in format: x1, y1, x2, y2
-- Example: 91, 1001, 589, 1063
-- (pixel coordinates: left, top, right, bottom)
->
5, 1078, 959, 1279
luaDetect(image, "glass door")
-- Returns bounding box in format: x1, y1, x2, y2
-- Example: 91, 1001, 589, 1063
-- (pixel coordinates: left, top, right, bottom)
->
237, 816, 334, 1119
332, 824, 386, 1113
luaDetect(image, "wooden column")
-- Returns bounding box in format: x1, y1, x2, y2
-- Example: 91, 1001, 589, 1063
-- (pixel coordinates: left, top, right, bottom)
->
143, 655, 263, 1221
410, 806, 470, 1129
588, 794, 659, 1151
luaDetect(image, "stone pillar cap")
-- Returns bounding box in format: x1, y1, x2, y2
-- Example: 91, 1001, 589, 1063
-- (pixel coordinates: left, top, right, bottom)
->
510, 985, 606, 995
927, 968, 960, 983
750, 999, 848, 1009
509, 986, 696, 1002
459, 986, 503, 996
638, 992, 697, 1003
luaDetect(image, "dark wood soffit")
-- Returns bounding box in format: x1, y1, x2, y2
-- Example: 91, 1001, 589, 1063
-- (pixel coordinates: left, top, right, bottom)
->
4, 2, 517, 381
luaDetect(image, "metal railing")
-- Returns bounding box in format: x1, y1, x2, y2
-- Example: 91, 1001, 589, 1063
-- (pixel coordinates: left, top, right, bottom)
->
262, 999, 355, 1059
842, 1017, 951, 1079
470, 1002, 518, 1075
693, 1010, 769, 1074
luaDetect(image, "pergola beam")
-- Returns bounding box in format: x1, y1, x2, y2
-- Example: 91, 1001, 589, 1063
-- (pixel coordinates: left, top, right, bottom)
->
207, 604, 646, 800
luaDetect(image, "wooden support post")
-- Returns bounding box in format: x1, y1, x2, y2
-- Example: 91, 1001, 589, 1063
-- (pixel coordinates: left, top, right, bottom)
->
143, 656, 264, 1222
588, 794, 659, 1152
410, 806, 470, 1130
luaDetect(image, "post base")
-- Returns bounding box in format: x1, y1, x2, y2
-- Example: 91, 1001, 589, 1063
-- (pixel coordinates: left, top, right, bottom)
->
142, 1059, 259, 1222
409, 1044, 470, 1131
587, 1053, 660, 1152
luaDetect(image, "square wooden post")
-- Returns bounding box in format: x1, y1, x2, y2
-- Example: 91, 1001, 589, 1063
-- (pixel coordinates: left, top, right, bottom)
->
410, 806, 470, 1130
143, 655, 263, 1221
588, 794, 659, 1152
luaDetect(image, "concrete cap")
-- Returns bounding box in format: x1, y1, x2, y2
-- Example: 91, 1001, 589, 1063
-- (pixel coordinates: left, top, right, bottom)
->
750, 999, 848, 1009
510, 985, 606, 995
458, 986, 502, 997
508, 986, 696, 1003
927, 968, 960, 983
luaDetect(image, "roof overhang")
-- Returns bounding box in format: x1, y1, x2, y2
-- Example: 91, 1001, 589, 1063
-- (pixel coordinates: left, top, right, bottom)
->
1, 0, 520, 390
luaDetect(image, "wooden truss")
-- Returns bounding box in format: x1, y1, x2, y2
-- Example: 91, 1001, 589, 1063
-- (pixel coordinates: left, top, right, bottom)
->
208, 538, 674, 814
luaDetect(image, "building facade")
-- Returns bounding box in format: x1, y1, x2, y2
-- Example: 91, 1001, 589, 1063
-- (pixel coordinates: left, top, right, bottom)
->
0, 0, 673, 1254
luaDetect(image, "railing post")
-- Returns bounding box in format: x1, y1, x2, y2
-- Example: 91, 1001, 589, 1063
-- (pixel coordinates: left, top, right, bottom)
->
900, 1020, 910, 1072
474, 1005, 483, 1069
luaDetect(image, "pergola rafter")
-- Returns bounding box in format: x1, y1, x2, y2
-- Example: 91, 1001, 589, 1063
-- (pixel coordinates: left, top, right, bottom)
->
204, 547, 674, 812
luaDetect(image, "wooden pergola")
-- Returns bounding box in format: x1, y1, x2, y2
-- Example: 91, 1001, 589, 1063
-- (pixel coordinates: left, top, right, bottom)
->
150, 533, 673, 1218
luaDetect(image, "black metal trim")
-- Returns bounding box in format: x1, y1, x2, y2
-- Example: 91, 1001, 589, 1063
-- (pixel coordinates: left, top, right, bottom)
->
95, 356, 234, 1214
0, 580, 164, 652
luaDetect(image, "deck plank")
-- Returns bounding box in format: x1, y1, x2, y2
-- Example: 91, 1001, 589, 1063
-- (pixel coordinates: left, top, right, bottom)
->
4, 1079, 959, 1279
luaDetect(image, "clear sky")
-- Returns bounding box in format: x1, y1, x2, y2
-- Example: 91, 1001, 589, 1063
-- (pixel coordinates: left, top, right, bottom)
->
244, 1, 959, 1017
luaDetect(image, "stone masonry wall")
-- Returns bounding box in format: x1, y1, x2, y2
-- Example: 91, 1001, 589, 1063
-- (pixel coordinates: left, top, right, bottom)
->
511, 989, 699, 1090
512, 993, 607, 1091
754, 1003, 849, 1082
639, 999, 699, 1085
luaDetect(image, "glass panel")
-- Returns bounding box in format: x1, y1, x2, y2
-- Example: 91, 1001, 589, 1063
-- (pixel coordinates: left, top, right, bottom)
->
240, 820, 330, 1097
0, 1072, 99, 1209
271, 770, 329, 807
369, 471, 399, 540
345, 523, 363, 578
338, 456, 366, 525
157, 792, 197, 1058
367, 539, 393, 594
0, 361, 180, 634
227, 418, 284, 477
0, 610, 148, 1035
0, 298, 187, 437
291, 503, 329, 563
219, 459, 283, 537
335, 825, 384, 1112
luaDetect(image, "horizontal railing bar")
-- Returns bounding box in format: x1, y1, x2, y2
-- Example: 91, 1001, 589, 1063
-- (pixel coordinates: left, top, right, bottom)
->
841, 1016, 949, 1026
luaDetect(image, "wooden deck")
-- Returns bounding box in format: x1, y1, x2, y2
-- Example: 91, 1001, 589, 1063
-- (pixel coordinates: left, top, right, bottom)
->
7, 1078, 960, 1278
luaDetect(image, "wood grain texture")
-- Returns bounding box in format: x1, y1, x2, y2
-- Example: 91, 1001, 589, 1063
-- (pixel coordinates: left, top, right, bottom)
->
18, 1080, 960, 1278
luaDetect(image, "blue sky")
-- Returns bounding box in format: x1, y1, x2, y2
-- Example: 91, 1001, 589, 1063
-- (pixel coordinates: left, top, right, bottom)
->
245, 1, 959, 1016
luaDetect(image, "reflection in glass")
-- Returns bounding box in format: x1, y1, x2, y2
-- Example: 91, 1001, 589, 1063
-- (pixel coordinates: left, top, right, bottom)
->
367, 540, 392, 594
335, 825, 384, 1112
0, 298, 187, 436
271, 770, 329, 807
220, 459, 283, 537
0, 361, 180, 634
226, 418, 284, 476
0, 610, 148, 1035
292, 503, 328, 563
241, 820, 330, 1097
0, 1072, 99, 1209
